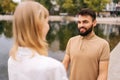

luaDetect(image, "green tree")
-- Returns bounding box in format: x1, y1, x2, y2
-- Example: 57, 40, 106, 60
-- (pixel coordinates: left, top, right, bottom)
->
57, 0, 87, 15
73, 0, 87, 12
84, 0, 110, 16
113, 0, 120, 3
56, 0, 66, 13
0, 0, 17, 14
35, 0, 52, 11
62, 0, 75, 14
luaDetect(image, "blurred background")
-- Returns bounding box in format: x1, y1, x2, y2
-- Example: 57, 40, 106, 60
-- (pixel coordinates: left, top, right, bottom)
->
0, 0, 120, 80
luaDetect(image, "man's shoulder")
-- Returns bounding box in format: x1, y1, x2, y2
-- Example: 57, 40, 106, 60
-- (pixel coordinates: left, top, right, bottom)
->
95, 36, 109, 45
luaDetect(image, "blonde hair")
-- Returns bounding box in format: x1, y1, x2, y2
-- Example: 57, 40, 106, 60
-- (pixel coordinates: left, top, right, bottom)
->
10, 1, 49, 60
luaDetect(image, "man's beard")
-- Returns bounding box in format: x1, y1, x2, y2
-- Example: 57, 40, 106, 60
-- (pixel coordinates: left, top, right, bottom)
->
78, 25, 93, 36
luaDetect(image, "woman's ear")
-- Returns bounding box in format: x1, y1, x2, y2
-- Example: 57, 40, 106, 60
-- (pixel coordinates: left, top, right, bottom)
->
93, 20, 97, 27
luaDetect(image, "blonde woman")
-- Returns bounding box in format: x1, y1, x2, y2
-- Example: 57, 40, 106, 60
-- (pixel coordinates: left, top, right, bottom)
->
8, 1, 68, 80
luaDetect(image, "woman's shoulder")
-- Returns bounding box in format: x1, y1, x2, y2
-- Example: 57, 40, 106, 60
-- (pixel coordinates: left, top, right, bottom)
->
8, 47, 64, 69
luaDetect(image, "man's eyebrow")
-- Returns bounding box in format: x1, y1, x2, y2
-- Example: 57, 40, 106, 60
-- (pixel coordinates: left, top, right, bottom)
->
78, 19, 88, 21
83, 20, 88, 21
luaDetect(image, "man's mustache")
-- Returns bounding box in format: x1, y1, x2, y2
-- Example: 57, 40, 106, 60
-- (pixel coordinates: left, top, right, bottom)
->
78, 27, 87, 30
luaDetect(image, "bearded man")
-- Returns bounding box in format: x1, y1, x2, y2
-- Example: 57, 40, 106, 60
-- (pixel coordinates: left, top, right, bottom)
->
63, 8, 110, 80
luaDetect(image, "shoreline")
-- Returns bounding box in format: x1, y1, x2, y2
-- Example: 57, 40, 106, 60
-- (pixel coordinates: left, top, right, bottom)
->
0, 15, 120, 25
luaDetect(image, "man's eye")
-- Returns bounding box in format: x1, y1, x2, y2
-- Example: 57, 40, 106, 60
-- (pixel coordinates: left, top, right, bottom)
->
83, 21, 89, 23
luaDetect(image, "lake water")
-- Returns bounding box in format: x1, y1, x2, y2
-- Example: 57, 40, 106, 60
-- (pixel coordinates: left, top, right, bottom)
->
0, 21, 120, 80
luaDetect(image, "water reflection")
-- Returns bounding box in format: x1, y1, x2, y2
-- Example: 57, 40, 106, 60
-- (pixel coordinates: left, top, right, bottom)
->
96, 24, 120, 50
47, 21, 120, 51
0, 21, 120, 80
0, 21, 12, 38
47, 21, 78, 50
0, 21, 120, 51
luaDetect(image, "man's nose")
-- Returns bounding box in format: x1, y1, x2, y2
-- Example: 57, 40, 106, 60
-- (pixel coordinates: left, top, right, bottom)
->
78, 22, 84, 28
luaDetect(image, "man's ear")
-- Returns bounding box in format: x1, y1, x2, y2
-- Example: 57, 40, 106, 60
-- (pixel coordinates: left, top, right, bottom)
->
93, 20, 97, 27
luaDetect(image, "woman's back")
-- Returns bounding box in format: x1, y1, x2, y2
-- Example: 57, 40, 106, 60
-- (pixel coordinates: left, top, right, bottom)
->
8, 47, 68, 80
8, 1, 68, 80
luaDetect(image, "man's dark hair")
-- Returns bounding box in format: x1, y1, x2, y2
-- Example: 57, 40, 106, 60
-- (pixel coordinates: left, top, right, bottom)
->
78, 8, 96, 21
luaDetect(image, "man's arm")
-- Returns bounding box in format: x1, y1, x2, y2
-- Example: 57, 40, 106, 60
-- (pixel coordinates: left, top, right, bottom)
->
62, 54, 70, 71
97, 61, 109, 80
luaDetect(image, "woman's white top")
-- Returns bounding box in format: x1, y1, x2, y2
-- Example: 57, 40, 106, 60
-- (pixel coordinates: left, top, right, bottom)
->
8, 47, 68, 80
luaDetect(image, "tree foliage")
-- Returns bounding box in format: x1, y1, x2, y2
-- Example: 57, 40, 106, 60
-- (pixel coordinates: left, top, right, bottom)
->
62, 0, 75, 14
57, 0, 109, 15
57, 0, 87, 15
113, 0, 120, 3
84, 0, 110, 12
0, 0, 110, 15
35, 0, 52, 11
0, 0, 17, 14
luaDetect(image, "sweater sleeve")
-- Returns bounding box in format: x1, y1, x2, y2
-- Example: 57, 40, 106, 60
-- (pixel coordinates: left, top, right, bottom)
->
52, 63, 68, 80
100, 41, 110, 61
